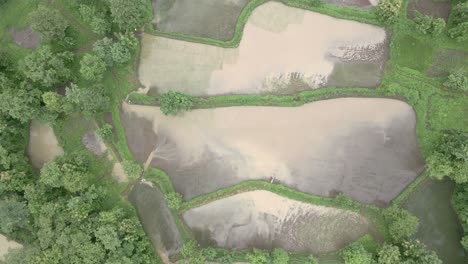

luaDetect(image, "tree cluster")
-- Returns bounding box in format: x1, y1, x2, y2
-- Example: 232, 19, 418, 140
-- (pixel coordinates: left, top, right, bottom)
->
449, 2, 468, 42
427, 131, 467, 184
413, 11, 445, 35
444, 69, 468, 91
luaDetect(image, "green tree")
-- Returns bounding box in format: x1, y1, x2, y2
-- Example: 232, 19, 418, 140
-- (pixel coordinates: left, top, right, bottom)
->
0, 199, 29, 234
93, 37, 115, 66
341, 243, 373, 264
383, 206, 419, 243
449, 22, 468, 42
449, 2, 468, 41
431, 18, 445, 35
107, 0, 151, 31
246, 249, 269, 264
272, 248, 289, 264
29, 6, 68, 41
79, 4, 111, 35
414, 11, 433, 34
95, 225, 121, 251
377, 244, 400, 264
111, 42, 132, 65
376, 0, 402, 24
65, 84, 110, 115
444, 69, 468, 91
427, 131, 468, 184
42, 92, 73, 114
159, 91, 193, 115
40, 152, 91, 193
0, 77, 41, 122
19, 46, 72, 88
80, 54, 107, 81
121, 160, 142, 180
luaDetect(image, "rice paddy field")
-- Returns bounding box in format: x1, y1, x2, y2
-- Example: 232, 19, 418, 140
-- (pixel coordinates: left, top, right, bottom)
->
3, 0, 467, 263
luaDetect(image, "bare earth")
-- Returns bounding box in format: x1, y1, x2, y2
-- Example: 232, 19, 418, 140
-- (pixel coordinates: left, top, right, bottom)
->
27, 120, 64, 169
140, 2, 387, 96
0, 234, 22, 261
121, 98, 424, 206
8, 27, 40, 49
183, 190, 374, 253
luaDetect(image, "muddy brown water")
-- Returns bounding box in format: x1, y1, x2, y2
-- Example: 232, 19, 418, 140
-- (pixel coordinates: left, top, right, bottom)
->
27, 120, 64, 169
140, 2, 388, 96
128, 182, 183, 256
121, 98, 424, 206
404, 179, 467, 264
0, 234, 22, 261
183, 190, 375, 253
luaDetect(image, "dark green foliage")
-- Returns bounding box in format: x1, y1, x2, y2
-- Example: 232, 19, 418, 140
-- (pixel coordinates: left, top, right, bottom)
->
166, 192, 182, 210
65, 84, 110, 115
444, 69, 468, 91
377, 244, 401, 264
376, 0, 402, 24
452, 183, 468, 251
107, 0, 152, 31
0, 199, 29, 234
80, 54, 107, 81
40, 152, 91, 193
246, 249, 269, 264
159, 91, 193, 115
341, 243, 373, 264
272, 248, 289, 264
427, 131, 468, 184
121, 160, 142, 180
413, 11, 445, 35
79, 4, 111, 35
19, 46, 73, 89
449, 2, 468, 41
96, 124, 113, 142
29, 6, 68, 41
42, 92, 73, 114
93, 37, 134, 67
180, 240, 206, 264
93, 37, 115, 66
383, 207, 419, 243
0, 76, 41, 122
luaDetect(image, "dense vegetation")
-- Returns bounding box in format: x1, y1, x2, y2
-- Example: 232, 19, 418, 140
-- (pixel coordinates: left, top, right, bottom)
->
0, 0, 467, 263
0, 0, 159, 263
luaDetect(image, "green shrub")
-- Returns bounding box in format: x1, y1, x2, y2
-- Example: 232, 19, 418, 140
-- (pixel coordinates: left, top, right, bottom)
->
180, 240, 206, 264
413, 11, 445, 35
246, 249, 269, 264
96, 124, 113, 143
121, 160, 142, 180
159, 91, 193, 115
376, 0, 402, 24
272, 248, 289, 264
377, 243, 401, 264
202, 247, 217, 260
444, 69, 468, 91
341, 243, 373, 264
166, 192, 182, 210
307, 255, 319, 264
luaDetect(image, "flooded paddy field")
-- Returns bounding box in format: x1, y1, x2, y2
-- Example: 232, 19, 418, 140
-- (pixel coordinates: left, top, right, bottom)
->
121, 98, 424, 205
27, 120, 64, 169
404, 179, 466, 264
140, 2, 388, 96
128, 182, 183, 256
183, 190, 374, 253
151, 0, 249, 40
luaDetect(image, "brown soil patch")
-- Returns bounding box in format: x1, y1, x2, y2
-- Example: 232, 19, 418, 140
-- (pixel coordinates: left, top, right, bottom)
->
8, 27, 40, 49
